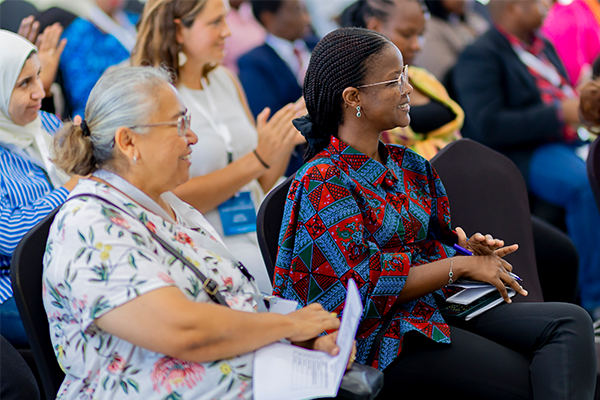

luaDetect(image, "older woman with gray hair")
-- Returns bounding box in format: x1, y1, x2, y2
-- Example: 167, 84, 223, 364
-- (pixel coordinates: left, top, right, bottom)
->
45, 66, 349, 399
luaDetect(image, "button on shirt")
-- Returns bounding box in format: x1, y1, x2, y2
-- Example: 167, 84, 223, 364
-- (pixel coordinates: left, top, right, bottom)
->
273, 136, 458, 371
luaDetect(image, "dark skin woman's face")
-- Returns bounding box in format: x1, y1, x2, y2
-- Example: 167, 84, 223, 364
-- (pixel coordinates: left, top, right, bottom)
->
368, 0, 426, 66
353, 44, 413, 131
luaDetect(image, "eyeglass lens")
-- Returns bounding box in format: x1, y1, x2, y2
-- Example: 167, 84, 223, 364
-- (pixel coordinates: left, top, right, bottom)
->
178, 114, 191, 137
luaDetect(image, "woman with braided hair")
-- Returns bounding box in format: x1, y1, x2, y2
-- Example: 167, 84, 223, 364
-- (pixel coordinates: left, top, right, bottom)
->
273, 27, 596, 399
340, 0, 463, 160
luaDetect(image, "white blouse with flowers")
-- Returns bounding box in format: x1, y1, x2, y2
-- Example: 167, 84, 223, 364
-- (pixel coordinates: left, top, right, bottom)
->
43, 179, 256, 400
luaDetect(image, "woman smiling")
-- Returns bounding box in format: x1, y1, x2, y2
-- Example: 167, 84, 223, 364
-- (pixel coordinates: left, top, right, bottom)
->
0, 29, 82, 347
273, 27, 596, 400
45, 66, 348, 400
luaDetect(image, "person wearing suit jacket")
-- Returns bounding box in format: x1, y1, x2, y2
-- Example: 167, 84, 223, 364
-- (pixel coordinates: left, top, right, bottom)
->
238, 0, 315, 175
453, 0, 600, 319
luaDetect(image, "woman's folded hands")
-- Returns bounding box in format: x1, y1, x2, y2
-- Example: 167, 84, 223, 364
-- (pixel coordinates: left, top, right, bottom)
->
455, 227, 528, 302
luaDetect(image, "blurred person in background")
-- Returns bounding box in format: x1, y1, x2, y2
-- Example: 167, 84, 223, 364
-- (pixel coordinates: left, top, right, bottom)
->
415, 0, 489, 82
341, 0, 463, 159
238, 0, 315, 175
132, 0, 305, 293
453, 0, 600, 319
60, 0, 139, 119
542, 0, 600, 86
222, 0, 266, 75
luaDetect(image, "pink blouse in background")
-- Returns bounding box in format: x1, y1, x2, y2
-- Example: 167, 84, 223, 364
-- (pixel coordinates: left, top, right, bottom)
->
542, 0, 600, 86
223, 1, 266, 75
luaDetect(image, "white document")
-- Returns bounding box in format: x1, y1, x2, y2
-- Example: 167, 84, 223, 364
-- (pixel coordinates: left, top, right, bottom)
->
446, 286, 497, 305
268, 297, 299, 315
253, 279, 364, 400
465, 288, 517, 321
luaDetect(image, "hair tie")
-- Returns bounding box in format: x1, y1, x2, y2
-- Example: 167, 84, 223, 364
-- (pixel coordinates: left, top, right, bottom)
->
292, 115, 330, 148
80, 120, 91, 137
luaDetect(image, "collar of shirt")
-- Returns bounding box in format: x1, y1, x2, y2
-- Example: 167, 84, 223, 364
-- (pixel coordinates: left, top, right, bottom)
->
264, 33, 310, 82
495, 24, 545, 56
322, 135, 399, 188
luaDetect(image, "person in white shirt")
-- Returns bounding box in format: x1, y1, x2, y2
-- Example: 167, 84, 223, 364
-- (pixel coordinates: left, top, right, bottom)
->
132, 0, 306, 294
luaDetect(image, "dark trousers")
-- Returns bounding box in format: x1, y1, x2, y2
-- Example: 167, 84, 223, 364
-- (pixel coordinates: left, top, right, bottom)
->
0, 335, 39, 400
377, 302, 596, 400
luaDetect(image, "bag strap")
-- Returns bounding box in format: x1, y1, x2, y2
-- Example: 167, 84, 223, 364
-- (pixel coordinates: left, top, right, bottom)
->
66, 193, 230, 307
365, 297, 404, 366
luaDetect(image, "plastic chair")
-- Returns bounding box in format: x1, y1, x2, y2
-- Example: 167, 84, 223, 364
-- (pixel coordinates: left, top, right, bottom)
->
10, 207, 64, 400
430, 138, 544, 302
586, 137, 600, 214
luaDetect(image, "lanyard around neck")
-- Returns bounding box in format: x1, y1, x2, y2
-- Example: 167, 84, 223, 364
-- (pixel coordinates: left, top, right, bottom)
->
511, 44, 576, 99
184, 82, 234, 163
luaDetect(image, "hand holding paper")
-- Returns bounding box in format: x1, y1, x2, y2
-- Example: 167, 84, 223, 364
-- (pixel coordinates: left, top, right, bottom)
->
253, 279, 364, 400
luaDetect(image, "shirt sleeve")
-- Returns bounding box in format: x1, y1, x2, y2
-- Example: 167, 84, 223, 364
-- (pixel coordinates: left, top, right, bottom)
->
273, 163, 412, 314
0, 182, 68, 256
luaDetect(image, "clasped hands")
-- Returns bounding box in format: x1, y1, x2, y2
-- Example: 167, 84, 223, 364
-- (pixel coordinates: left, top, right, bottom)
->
455, 227, 528, 303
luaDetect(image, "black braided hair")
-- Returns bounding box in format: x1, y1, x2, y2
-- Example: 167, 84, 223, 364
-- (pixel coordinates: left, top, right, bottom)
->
301, 27, 391, 161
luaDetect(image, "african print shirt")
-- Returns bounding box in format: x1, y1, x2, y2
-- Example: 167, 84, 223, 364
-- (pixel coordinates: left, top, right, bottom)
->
273, 136, 457, 371
43, 180, 256, 400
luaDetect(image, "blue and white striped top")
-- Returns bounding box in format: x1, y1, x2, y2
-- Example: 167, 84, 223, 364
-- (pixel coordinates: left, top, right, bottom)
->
0, 111, 68, 304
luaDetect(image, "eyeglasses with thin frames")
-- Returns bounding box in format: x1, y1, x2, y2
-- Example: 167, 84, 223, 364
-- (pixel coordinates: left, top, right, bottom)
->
356, 65, 409, 93
129, 110, 191, 137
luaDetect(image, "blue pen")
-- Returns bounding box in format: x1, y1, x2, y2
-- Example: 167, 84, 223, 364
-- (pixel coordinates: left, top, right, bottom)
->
453, 244, 522, 282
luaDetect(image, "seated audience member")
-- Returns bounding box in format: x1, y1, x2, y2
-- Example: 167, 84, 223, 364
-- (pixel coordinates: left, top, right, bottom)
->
132, 0, 305, 294
239, 0, 314, 119
542, 0, 600, 86
452, 0, 600, 317
414, 0, 489, 82
0, 30, 83, 346
222, 0, 266, 75
341, 0, 462, 159
46, 66, 349, 400
1, 335, 40, 400
238, 0, 315, 174
60, 0, 138, 118
273, 27, 596, 399
17, 16, 68, 117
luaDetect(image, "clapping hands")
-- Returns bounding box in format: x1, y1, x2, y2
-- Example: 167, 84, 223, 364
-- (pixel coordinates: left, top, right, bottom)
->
18, 16, 67, 96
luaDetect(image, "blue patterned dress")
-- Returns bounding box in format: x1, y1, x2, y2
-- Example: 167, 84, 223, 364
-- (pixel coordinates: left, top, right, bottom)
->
273, 136, 458, 371
59, 12, 138, 118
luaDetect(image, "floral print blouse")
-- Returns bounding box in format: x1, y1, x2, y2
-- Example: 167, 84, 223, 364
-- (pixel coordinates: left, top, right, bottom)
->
43, 180, 257, 399
273, 136, 458, 371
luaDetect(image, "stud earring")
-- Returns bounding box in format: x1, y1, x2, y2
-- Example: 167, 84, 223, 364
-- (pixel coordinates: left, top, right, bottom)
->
356, 106, 361, 118
132, 156, 137, 164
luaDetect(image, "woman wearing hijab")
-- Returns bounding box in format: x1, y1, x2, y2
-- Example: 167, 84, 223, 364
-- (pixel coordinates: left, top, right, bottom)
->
0, 29, 83, 346
60, 0, 138, 118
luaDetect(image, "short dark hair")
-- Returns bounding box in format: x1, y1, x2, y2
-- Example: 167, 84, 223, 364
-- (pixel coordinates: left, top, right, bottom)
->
302, 27, 391, 161
251, 0, 283, 26
340, 0, 427, 28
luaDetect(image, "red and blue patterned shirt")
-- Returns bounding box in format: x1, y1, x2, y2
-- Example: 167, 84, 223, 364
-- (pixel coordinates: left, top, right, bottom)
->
273, 136, 458, 371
